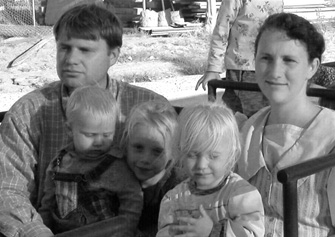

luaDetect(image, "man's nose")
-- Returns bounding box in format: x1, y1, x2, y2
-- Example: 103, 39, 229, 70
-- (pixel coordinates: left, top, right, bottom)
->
65, 48, 80, 64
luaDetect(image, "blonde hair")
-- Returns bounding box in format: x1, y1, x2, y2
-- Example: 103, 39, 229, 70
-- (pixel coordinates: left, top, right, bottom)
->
175, 102, 241, 171
66, 86, 119, 125
120, 101, 178, 163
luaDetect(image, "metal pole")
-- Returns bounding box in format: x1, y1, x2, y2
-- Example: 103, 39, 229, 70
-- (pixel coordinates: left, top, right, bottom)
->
31, 0, 36, 26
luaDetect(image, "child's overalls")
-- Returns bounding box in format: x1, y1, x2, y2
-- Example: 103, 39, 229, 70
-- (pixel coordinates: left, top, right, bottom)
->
50, 150, 118, 234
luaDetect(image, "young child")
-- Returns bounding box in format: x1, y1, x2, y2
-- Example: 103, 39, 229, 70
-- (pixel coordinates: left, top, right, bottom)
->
196, 0, 283, 116
157, 103, 265, 237
120, 100, 187, 237
39, 86, 143, 236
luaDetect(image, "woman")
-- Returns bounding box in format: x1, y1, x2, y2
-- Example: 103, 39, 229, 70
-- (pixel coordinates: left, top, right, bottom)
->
237, 13, 335, 236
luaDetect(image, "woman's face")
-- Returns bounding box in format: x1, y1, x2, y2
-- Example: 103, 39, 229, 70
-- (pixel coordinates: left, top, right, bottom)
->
126, 123, 171, 182
255, 29, 318, 106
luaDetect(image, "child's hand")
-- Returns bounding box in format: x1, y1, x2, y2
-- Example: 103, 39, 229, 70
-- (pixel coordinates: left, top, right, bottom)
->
170, 205, 213, 237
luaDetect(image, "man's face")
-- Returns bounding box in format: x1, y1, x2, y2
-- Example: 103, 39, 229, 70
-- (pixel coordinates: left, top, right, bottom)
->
56, 31, 119, 92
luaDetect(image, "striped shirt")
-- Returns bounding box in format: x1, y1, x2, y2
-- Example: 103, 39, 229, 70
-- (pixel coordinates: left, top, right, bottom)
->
237, 107, 335, 237
0, 77, 167, 237
157, 172, 265, 237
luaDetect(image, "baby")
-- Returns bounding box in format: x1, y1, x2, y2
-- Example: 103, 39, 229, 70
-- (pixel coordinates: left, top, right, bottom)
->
39, 86, 142, 236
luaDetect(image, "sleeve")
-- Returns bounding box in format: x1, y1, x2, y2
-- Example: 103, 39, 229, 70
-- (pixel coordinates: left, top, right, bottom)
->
107, 160, 143, 237
38, 161, 57, 232
206, 0, 241, 73
156, 191, 176, 237
0, 111, 53, 237
210, 183, 265, 237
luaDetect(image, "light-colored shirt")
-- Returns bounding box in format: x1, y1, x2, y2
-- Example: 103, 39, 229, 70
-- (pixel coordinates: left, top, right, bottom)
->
237, 106, 335, 237
157, 172, 265, 237
207, 0, 283, 72
0, 77, 167, 237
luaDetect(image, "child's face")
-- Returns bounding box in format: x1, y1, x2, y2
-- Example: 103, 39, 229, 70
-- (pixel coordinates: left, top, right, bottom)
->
71, 112, 116, 158
126, 123, 170, 182
182, 136, 232, 190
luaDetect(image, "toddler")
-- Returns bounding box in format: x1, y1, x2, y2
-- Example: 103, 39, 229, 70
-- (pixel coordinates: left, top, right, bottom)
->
157, 103, 264, 237
39, 86, 142, 236
121, 101, 187, 237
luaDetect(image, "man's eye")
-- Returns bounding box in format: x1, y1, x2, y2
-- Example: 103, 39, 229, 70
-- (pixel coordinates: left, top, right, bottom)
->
84, 133, 94, 137
80, 48, 92, 53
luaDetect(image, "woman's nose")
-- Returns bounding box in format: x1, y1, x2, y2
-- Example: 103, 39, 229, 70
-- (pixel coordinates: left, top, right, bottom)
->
269, 60, 283, 79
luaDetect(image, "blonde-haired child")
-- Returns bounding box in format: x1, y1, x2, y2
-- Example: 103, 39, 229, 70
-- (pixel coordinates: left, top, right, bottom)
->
39, 86, 142, 236
157, 102, 264, 237
121, 100, 187, 236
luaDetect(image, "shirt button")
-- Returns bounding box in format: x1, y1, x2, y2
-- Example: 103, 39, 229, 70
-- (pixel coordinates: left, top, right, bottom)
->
267, 175, 271, 180
267, 233, 272, 237
269, 217, 275, 222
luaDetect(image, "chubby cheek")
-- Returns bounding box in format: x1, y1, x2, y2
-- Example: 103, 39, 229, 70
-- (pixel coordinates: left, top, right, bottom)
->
150, 158, 168, 173
126, 152, 137, 172
182, 158, 194, 176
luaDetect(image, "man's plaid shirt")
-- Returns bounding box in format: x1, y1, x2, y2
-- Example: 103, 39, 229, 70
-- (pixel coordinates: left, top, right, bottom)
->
0, 77, 167, 237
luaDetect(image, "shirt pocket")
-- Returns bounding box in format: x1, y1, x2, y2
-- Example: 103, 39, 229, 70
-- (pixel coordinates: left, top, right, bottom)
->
55, 181, 78, 218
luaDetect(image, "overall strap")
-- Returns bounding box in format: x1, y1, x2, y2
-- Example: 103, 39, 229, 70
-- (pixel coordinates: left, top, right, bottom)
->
53, 155, 116, 183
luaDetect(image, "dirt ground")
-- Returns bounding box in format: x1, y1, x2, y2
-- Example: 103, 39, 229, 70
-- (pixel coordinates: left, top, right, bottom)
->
0, 35, 203, 112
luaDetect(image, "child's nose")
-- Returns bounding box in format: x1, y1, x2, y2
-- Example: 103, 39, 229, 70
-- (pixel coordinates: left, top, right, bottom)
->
195, 155, 208, 169
139, 151, 155, 164
93, 136, 103, 146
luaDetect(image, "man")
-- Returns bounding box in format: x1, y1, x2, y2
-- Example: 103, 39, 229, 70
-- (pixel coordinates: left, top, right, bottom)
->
0, 3, 167, 236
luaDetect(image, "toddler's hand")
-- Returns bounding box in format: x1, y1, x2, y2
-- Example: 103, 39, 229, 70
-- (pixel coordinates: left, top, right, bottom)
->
170, 205, 213, 237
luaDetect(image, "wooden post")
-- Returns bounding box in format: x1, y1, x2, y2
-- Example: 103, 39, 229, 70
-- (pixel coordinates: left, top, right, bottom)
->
161, 0, 165, 11
143, 0, 146, 11
31, 0, 36, 26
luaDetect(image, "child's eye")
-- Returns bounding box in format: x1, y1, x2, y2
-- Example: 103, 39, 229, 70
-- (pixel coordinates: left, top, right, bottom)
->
133, 144, 144, 152
209, 153, 220, 160
152, 148, 163, 156
103, 133, 114, 138
186, 152, 197, 159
